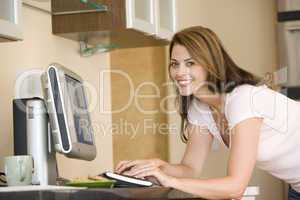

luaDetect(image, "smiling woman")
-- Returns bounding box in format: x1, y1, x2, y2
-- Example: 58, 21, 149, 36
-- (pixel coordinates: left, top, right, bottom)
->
115, 26, 300, 200
168, 26, 262, 143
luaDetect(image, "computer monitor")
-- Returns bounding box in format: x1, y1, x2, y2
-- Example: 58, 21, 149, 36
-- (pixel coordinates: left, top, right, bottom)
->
41, 63, 96, 161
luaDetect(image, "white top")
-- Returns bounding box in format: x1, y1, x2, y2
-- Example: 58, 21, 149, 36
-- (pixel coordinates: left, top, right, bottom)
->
187, 84, 300, 192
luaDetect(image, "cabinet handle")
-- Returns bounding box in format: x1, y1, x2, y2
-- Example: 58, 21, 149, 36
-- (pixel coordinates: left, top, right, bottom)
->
52, 0, 108, 16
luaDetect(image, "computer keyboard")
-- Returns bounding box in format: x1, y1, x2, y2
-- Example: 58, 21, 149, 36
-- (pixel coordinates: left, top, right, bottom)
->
102, 171, 154, 188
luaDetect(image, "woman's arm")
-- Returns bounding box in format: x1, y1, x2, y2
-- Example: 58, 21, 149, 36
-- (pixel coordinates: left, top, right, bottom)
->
116, 123, 213, 179
161, 123, 213, 178
135, 117, 263, 200
168, 117, 263, 199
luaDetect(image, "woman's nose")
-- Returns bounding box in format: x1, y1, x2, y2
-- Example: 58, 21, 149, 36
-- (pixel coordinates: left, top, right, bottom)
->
176, 64, 190, 75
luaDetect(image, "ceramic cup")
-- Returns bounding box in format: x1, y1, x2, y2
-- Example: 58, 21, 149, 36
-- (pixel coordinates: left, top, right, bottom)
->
4, 155, 33, 186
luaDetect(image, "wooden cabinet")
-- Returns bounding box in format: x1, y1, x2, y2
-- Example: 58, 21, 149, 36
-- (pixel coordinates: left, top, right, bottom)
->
51, 0, 177, 49
0, 0, 23, 42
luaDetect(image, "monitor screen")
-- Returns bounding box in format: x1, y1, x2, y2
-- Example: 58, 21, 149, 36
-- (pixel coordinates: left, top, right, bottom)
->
65, 75, 93, 145
42, 63, 96, 161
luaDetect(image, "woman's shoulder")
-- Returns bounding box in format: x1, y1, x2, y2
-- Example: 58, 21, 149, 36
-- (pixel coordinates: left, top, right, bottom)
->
227, 84, 267, 97
225, 84, 270, 129
225, 84, 273, 107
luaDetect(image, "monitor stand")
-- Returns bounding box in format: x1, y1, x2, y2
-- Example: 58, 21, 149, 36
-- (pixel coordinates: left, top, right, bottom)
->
26, 99, 58, 186
13, 98, 58, 186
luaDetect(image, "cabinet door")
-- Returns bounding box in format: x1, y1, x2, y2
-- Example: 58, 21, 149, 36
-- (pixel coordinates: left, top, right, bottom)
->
0, 0, 22, 41
278, 0, 300, 12
126, 0, 156, 35
155, 0, 177, 40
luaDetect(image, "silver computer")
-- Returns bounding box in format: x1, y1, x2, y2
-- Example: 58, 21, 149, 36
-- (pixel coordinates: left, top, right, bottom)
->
42, 63, 96, 161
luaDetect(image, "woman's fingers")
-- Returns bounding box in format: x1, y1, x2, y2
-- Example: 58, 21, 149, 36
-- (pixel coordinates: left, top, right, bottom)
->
125, 166, 156, 178
134, 167, 157, 179
130, 162, 153, 171
134, 168, 172, 187
125, 164, 154, 176
115, 160, 127, 170
115, 160, 146, 174
115, 159, 162, 174
123, 160, 158, 175
115, 160, 130, 173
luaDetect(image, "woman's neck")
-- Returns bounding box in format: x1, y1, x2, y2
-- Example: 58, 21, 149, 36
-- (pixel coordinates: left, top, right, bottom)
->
193, 88, 226, 114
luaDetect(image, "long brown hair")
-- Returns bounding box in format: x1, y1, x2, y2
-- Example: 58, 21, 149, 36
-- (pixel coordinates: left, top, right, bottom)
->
168, 26, 262, 143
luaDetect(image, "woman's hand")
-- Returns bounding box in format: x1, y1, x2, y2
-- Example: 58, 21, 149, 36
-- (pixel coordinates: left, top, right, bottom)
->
114, 159, 176, 187
114, 158, 167, 175
134, 167, 176, 187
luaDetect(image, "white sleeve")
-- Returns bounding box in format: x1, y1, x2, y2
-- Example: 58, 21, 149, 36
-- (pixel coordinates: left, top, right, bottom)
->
225, 85, 264, 130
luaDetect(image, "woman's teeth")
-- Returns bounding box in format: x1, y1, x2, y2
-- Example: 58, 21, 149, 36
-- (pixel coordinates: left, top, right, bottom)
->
178, 79, 192, 86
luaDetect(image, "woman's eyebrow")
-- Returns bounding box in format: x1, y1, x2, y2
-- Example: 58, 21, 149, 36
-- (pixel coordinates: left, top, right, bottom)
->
170, 57, 193, 62
184, 58, 193, 61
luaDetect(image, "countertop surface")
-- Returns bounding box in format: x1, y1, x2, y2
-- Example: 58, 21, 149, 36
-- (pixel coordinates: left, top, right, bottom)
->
0, 186, 204, 200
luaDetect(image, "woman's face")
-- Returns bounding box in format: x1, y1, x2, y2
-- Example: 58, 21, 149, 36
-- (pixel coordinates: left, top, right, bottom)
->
169, 44, 208, 96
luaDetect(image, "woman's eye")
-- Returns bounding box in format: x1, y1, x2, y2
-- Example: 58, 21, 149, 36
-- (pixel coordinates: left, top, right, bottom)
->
170, 62, 179, 68
186, 61, 195, 67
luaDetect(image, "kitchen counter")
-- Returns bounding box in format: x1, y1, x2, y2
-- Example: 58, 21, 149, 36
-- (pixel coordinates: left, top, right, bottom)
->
0, 186, 204, 200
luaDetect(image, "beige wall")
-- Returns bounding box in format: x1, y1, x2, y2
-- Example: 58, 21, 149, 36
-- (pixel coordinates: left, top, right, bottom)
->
168, 0, 283, 200
177, 0, 278, 76
0, 5, 113, 179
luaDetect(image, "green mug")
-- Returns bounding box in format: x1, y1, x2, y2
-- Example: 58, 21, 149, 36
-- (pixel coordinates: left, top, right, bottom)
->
4, 155, 33, 186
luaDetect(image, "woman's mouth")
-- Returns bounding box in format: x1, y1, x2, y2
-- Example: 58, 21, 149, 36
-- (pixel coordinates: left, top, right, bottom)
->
177, 79, 192, 87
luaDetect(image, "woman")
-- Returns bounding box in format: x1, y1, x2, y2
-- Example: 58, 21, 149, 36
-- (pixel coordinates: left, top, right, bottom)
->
115, 26, 300, 200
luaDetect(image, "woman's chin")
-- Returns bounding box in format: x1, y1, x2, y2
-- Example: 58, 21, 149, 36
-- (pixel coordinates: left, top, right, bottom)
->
178, 87, 193, 96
